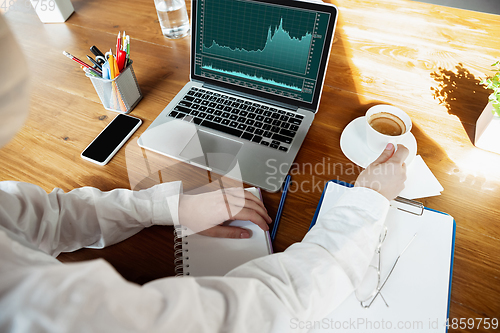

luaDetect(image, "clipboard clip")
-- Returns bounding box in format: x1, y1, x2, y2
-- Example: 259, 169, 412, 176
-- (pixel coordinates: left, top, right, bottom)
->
393, 196, 424, 216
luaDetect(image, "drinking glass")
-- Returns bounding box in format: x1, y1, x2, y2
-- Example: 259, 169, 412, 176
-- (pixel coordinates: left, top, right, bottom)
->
154, 0, 190, 39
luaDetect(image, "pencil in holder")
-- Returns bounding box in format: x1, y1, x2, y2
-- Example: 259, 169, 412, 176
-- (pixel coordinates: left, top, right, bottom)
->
87, 61, 142, 113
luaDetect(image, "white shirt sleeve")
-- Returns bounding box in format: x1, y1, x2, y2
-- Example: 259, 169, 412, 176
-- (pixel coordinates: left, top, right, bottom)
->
0, 185, 389, 333
0, 180, 182, 256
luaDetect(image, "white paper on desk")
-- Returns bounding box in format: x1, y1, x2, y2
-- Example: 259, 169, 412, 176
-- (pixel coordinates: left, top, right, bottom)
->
309, 182, 454, 333
399, 155, 443, 199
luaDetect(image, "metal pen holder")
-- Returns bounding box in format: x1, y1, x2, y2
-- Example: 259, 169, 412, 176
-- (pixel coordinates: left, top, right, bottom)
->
87, 61, 143, 113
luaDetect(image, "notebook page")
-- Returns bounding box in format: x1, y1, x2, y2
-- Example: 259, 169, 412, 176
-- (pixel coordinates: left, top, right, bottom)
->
181, 188, 272, 277
308, 182, 454, 333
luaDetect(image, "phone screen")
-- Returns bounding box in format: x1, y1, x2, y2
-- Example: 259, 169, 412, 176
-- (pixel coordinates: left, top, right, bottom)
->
82, 114, 141, 164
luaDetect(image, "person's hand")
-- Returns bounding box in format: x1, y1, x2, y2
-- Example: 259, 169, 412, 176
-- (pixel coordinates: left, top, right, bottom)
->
354, 143, 409, 200
178, 188, 272, 239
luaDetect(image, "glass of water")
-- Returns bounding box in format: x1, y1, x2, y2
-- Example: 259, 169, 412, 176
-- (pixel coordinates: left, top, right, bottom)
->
154, 0, 190, 39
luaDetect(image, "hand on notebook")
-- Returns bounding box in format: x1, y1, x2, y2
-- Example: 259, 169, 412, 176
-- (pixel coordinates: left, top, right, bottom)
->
178, 188, 272, 239
354, 143, 408, 200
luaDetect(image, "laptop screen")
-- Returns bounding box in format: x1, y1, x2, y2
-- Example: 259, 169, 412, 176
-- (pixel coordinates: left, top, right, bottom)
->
191, 0, 337, 111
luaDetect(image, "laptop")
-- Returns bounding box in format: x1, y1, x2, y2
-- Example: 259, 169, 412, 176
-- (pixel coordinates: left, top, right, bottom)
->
138, 0, 338, 192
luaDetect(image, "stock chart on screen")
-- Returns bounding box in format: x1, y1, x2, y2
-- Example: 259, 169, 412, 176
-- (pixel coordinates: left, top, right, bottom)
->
193, 0, 332, 104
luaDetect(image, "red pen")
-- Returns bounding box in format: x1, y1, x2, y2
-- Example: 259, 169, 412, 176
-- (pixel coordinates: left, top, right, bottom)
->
116, 31, 121, 58
63, 51, 102, 76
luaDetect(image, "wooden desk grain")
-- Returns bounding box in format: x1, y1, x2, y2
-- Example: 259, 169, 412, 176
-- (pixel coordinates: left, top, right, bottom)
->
1, 0, 499, 330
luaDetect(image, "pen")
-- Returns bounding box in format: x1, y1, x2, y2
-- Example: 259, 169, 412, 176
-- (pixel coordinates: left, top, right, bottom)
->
81, 66, 100, 78
63, 51, 102, 75
271, 175, 291, 241
116, 31, 121, 57
89, 46, 106, 64
86, 55, 103, 71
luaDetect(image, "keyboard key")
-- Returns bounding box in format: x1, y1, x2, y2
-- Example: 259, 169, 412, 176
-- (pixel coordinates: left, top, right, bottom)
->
241, 132, 253, 140
244, 101, 252, 105
222, 112, 230, 118
206, 108, 215, 114
280, 115, 289, 122
201, 100, 209, 106
279, 146, 288, 152
194, 98, 202, 103
232, 102, 240, 108
248, 113, 256, 119
270, 143, 279, 149
269, 107, 277, 112
202, 94, 210, 100
264, 111, 272, 117
256, 115, 264, 121
239, 110, 248, 117
201, 120, 243, 137
263, 131, 272, 138
198, 112, 207, 118
169, 111, 179, 118
187, 90, 195, 96
239, 104, 248, 110
271, 113, 280, 119
224, 106, 232, 112
272, 119, 281, 126
261, 141, 270, 146
174, 106, 191, 113
282, 122, 290, 129
255, 109, 264, 115
191, 110, 199, 116
289, 118, 302, 125
247, 106, 256, 112
237, 116, 246, 122
194, 92, 203, 97
255, 129, 264, 135
179, 101, 192, 107
224, 100, 232, 105
193, 117, 203, 124
209, 96, 218, 101
263, 124, 271, 130
236, 99, 244, 103
254, 122, 263, 128
229, 114, 238, 121
290, 125, 299, 131
191, 104, 200, 110
206, 114, 215, 121
231, 109, 240, 114
246, 126, 255, 133
272, 133, 292, 144
222, 119, 230, 125
237, 124, 247, 131
252, 136, 262, 143
214, 110, 222, 116
214, 116, 223, 123
199, 106, 207, 112
280, 129, 297, 138
208, 102, 217, 108
229, 121, 238, 127
229, 97, 236, 101
245, 119, 255, 125
183, 96, 195, 102
264, 117, 272, 124
277, 110, 285, 114
272, 140, 280, 145
271, 126, 280, 133
261, 105, 269, 110
295, 114, 304, 119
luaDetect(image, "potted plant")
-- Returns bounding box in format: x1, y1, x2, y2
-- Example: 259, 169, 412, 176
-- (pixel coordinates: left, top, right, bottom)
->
476, 61, 500, 154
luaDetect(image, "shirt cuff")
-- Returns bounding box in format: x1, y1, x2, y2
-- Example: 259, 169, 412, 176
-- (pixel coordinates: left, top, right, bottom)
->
151, 181, 183, 226
334, 187, 390, 221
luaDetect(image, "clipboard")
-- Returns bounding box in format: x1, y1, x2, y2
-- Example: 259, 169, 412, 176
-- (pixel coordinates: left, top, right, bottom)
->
308, 180, 456, 333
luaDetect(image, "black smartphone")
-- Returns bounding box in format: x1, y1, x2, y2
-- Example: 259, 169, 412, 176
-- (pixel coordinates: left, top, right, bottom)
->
81, 114, 142, 165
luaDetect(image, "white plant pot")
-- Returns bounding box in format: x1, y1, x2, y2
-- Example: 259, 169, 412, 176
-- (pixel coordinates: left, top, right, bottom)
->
475, 102, 500, 155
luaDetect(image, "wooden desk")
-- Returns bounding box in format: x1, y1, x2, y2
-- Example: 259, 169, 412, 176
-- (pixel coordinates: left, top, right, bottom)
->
1, 0, 499, 329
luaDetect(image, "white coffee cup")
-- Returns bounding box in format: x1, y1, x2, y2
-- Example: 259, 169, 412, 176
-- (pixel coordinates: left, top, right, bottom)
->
365, 105, 412, 153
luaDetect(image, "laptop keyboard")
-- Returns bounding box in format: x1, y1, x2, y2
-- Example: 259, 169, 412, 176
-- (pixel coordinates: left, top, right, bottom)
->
167, 87, 304, 152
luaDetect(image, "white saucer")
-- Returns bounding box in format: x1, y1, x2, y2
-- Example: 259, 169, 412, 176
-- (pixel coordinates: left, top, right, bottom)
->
340, 117, 417, 168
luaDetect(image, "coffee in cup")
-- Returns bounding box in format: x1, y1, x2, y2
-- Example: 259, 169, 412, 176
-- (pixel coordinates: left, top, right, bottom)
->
365, 105, 412, 153
367, 112, 406, 136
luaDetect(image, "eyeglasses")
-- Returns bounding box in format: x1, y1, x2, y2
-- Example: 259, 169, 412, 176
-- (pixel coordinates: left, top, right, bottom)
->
355, 228, 417, 308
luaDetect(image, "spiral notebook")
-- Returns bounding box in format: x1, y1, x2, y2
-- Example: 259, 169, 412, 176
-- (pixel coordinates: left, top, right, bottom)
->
174, 188, 273, 276
308, 181, 456, 333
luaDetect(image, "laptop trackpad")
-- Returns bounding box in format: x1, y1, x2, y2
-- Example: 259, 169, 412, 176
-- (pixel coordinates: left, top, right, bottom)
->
179, 130, 242, 172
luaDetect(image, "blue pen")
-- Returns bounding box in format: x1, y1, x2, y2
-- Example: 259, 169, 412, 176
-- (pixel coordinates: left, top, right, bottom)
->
271, 175, 291, 242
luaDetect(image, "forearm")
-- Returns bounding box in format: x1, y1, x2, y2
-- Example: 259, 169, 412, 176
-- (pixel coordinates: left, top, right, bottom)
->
0, 181, 182, 256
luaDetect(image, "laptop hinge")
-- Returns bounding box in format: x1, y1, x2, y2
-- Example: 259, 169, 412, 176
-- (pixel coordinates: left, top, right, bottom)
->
199, 81, 312, 113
